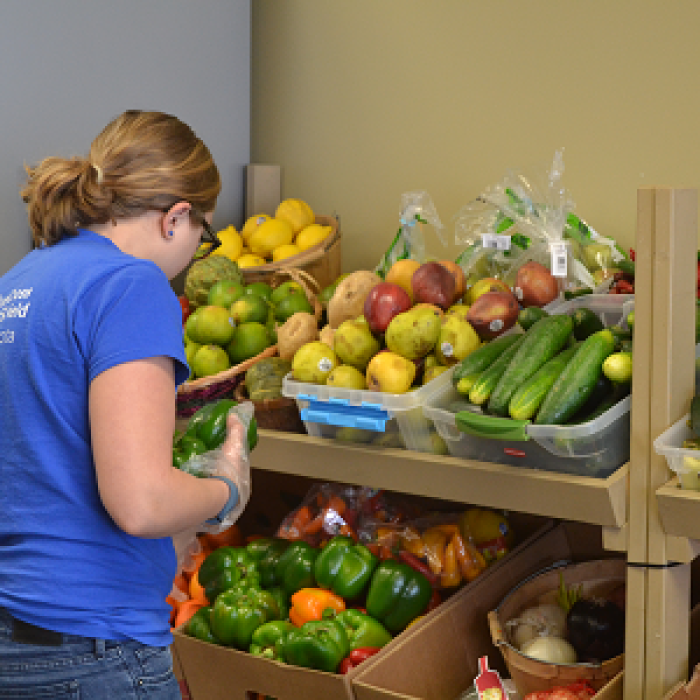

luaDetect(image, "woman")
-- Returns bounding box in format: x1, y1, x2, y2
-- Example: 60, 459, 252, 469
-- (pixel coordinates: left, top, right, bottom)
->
0, 110, 248, 698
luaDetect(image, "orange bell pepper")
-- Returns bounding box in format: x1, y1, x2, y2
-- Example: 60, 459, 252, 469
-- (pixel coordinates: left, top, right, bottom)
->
439, 536, 461, 588
421, 528, 449, 574
289, 587, 346, 627
452, 532, 487, 582
399, 526, 425, 557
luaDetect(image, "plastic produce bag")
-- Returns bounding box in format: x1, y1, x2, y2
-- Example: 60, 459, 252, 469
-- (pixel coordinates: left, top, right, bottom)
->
375, 190, 446, 278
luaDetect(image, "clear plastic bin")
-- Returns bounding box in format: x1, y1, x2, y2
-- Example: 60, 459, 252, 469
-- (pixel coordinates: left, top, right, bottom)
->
423, 375, 630, 477
546, 293, 629, 327
653, 414, 700, 491
281, 368, 454, 454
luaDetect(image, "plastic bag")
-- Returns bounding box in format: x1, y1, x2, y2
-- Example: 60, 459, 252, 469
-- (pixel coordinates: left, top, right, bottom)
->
275, 482, 366, 546
375, 190, 446, 278
362, 512, 489, 589
177, 402, 255, 534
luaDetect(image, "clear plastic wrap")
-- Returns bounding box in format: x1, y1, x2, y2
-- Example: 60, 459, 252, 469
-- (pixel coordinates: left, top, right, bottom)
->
375, 190, 446, 278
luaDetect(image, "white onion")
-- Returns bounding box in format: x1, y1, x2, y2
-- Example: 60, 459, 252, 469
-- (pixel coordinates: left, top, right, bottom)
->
520, 636, 577, 664
506, 604, 568, 649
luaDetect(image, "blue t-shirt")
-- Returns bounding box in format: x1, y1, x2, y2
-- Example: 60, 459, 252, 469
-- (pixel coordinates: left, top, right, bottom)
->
0, 229, 189, 646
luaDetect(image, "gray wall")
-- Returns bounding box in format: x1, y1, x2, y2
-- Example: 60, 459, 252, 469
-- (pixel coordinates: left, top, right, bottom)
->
0, 1, 250, 276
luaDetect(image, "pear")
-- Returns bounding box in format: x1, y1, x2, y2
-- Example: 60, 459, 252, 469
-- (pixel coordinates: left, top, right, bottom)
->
326, 364, 367, 390
366, 351, 416, 393
333, 319, 381, 370
385, 306, 441, 360
372, 430, 406, 448
423, 365, 450, 384
291, 341, 338, 384
435, 315, 481, 365
334, 426, 375, 443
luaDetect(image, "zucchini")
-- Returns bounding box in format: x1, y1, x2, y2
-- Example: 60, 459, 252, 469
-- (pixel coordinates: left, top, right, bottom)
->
570, 307, 605, 341
602, 351, 632, 384
468, 334, 527, 406
452, 334, 521, 389
487, 314, 574, 416
517, 306, 549, 331
535, 329, 617, 425
508, 343, 580, 421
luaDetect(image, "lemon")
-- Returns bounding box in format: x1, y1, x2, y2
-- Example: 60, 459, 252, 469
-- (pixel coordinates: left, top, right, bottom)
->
210, 225, 243, 261
249, 219, 294, 257
275, 198, 314, 235
272, 243, 302, 262
241, 214, 271, 243
236, 253, 267, 268
295, 223, 332, 251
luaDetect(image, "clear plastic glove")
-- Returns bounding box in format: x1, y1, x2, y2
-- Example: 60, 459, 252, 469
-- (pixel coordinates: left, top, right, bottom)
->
178, 402, 254, 535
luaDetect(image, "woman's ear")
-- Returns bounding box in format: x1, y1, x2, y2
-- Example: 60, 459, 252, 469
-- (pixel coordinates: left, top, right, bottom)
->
161, 202, 191, 237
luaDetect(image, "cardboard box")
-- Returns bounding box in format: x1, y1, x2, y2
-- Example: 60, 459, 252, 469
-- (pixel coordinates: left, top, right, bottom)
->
352, 521, 618, 700
172, 470, 553, 700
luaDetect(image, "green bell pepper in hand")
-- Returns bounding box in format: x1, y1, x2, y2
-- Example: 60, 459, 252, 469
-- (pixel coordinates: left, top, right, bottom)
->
210, 586, 280, 650
365, 560, 432, 634
334, 609, 392, 650
185, 606, 217, 644
198, 546, 260, 603
277, 619, 350, 673
249, 620, 295, 660
274, 540, 319, 598
314, 536, 378, 601
185, 398, 258, 453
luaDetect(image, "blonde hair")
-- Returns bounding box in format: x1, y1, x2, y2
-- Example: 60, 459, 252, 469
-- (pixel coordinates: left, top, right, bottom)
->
22, 110, 221, 247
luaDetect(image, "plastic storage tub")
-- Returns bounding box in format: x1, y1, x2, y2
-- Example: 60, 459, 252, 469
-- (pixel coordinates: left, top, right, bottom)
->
281, 367, 453, 454
653, 414, 700, 491
423, 374, 630, 478
546, 293, 629, 326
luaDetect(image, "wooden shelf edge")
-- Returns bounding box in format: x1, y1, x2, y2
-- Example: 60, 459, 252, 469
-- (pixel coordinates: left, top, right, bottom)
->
657, 475, 700, 542
252, 430, 629, 528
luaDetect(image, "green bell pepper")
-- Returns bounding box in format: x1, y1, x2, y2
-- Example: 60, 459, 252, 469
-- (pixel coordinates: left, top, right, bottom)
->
197, 546, 260, 603
245, 537, 278, 563
313, 536, 378, 601
365, 560, 432, 634
274, 541, 319, 598
334, 609, 392, 650
210, 586, 281, 650
277, 619, 350, 673
267, 585, 290, 621
248, 620, 295, 660
172, 435, 208, 468
184, 606, 217, 644
184, 398, 258, 453
258, 538, 291, 589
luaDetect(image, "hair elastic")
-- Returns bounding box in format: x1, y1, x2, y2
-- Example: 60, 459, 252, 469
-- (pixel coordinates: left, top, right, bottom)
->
168, 231, 174, 237
92, 163, 104, 184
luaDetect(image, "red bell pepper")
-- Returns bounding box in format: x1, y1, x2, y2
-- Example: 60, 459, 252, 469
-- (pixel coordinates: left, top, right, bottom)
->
338, 646, 382, 674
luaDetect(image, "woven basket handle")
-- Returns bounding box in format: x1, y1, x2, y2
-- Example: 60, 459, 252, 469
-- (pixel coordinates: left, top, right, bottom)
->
271, 267, 323, 324
487, 609, 507, 647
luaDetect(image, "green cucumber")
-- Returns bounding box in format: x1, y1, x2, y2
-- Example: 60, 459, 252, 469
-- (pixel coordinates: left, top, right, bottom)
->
607, 325, 632, 351
508, 343, 580, 421
455, 373, 481, 396
468, 334, 527, 406
535, 329, 617, 425
452, 334, 521, 388
487, 314, 574, 417
690, 395, 700, 439
517, 306, 549, 332
602, 351, 632, 384
564, 287, 593, 300
570, 381, 630, 424
570, 307, 605, 341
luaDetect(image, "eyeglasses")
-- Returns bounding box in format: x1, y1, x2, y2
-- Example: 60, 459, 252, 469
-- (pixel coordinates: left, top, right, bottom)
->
190, 208, 221, 258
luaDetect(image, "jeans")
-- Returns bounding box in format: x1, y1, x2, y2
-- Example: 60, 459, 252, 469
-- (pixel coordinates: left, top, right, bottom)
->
0, 608, 181, 699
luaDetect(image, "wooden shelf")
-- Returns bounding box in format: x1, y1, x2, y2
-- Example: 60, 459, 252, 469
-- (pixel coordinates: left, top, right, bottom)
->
657, 476, 700, 540
251, 429, 628, 529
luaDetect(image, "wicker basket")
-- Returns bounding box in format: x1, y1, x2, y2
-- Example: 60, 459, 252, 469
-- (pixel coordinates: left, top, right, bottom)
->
176, 268, 323, 418
234, 381, 306, 434
241, 215, 341, 290
488, 559, 626, 697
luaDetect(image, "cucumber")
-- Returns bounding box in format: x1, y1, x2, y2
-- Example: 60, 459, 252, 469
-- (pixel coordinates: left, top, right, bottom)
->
563, 287, 593, 300
486, 314, 574, 417
455, 373, 481, 396
535, 329, 617, 425
452, 334, 521, 389
619, 339, 633, 353
607, 325, 632, 351
571, 307, 605, 341
468, 334, 527, 406
569, 381, 629, 424
690, 395, 700, 439
517, 306, 549, 331
602, 351, 632, 384
508, 343, 580, 421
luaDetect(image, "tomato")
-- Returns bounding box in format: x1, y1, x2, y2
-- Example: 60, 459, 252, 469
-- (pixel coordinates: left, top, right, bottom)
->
178, 295, 191, 324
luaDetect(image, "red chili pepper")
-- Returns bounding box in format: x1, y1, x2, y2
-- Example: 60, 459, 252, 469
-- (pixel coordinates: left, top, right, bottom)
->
397, 550, 439, 587
629, 248, 635, 261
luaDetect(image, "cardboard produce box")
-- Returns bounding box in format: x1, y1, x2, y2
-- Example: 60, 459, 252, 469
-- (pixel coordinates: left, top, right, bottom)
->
172, 470, 552, 700
352, 521, 618, 700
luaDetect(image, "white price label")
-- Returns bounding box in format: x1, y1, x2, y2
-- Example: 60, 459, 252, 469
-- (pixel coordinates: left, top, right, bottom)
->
481, 234, 511, 251
318, 358, 333, 372
550, 242, 568, 277
440, 341, 454, 358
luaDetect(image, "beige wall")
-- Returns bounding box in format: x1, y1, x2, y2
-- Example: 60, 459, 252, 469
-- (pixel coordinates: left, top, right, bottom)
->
252, 1, 700, 275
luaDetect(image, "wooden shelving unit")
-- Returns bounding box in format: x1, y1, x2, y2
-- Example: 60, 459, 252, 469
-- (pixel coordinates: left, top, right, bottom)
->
245, 186, 699, 699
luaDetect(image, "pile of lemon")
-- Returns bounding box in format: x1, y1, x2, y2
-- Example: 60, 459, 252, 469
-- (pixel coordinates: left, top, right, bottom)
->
201, 198, 334, 269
